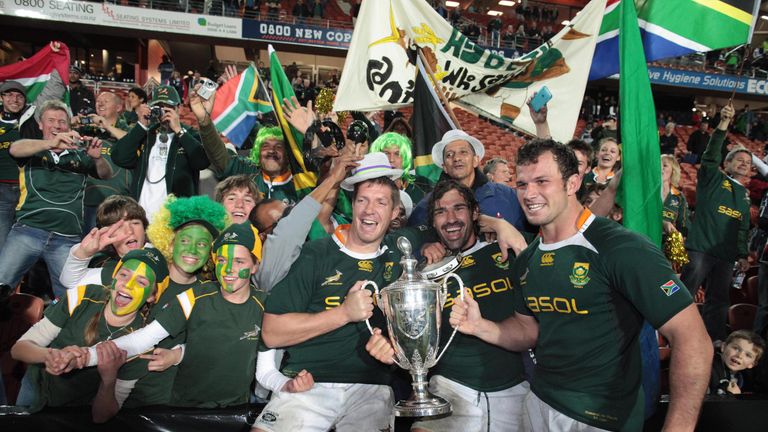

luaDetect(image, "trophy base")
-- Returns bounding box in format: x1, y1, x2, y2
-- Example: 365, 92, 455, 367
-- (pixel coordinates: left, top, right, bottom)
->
393, 395, 452, 417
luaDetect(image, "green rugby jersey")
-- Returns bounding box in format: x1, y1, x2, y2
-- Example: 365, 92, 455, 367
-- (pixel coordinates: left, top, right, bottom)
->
685, 129, 750, 261
155, 281, 266, 408
15, 149, 98, 235
265, 225, 430, 384
84, 121, 132, 208
431, 241, 524, 392
663, 187, 689, 236
0, 118, 20, 183
29, 285, 145, 412
513, 211, 692, 431
122, 279, 195, 408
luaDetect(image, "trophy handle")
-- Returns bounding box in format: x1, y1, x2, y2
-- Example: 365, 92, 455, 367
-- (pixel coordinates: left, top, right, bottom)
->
435, 273, 465, 363
360, 280, 379, 335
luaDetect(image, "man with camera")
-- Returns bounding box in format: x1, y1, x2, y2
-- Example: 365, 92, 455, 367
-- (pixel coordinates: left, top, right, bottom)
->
111, 85, 209, 220
0, 99, 112, 299
75, 91, 133, 233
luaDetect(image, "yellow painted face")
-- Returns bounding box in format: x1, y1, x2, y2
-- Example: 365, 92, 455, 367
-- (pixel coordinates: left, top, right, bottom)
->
110, 260, 156, 316
215, 244, 255, 294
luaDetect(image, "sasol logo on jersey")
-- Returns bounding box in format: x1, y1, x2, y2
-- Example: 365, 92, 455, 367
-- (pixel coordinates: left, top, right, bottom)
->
443, 277, 512, 308
526, 296, 589, 315
717, 205, 742, 220
358, 260, 374, 272
540, 252, 555, 266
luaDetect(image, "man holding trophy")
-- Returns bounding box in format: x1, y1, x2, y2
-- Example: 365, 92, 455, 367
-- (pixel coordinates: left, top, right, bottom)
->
255, 153, 417, 432
368, 178, 530, 431
450, 139, 713, 431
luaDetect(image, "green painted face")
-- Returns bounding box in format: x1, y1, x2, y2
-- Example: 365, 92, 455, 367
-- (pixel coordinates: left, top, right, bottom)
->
110, 259, 156, 316
215, 244, 252, 293
172, 224, 213, 274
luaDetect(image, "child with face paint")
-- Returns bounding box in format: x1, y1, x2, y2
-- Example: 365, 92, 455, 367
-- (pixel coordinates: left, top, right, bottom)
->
10, 248, 168, 414
81, 222, 268, 408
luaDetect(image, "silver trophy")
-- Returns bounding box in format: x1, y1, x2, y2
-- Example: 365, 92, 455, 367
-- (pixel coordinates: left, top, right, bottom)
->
364, 237, 465, 417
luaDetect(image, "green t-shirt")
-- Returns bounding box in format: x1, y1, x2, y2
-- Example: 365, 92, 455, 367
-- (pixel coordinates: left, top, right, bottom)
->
15, 149, 98, 235
29, 285, 145, 412
0, 118, 20, 183
685, 129, 751, 261
663, 187, 689, 236
155, 281, 266, 408
431, 241, 524, 392
513, 213, 692, 431
84, 120, 132, 208
122, 279, 195, 408
265, 225, 430, 384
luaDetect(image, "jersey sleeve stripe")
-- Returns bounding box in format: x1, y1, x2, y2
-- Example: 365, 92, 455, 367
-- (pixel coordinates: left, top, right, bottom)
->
177, 290, 196, 320
251, 295, 265, 310
68, 285, 87, 316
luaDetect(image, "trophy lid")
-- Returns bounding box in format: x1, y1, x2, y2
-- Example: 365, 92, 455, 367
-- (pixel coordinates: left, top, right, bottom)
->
397, 236, 421, 282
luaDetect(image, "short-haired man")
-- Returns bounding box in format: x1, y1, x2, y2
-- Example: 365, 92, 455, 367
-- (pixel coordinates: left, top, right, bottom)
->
252, 157, 418, 431
368, 178, 529, 431
483, 157, 511, 184
111, 85, 209, 221
686, 119, 710, 163
0, 100, 112, 298
0, 54, 66, 247
409, 130, 528, 232
450, 139, 712, 431
79, 91, 132, 233
681, 104, 751, 343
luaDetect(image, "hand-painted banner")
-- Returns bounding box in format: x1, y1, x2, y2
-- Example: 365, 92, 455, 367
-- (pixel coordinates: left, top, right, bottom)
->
335, 0, 606, 143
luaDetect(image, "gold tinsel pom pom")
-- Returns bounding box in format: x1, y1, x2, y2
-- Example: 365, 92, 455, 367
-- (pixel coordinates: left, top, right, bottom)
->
315, 88, 347, 124
315, 88, 335, 115
664, 230, 689, 271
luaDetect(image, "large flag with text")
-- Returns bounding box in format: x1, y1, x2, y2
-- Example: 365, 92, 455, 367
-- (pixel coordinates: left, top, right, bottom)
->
335, 0, 606, 143
211, 63, 272, 148
590, 0, 760, 80
0, 42, 70, 103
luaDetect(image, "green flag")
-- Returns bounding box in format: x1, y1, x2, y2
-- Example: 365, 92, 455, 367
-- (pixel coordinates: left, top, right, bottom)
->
268, 45, 317, 195
617, 0, 662, 247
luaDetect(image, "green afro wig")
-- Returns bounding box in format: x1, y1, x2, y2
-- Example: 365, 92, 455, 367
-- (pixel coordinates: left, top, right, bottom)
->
369, 132, 413, 181
249, 126, 285, 166
146, 195, 230, 264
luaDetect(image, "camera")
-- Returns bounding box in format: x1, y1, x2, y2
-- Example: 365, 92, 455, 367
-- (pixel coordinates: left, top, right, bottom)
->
197, 78, 218, 101
147, 106, 164, 123
79, 106, 96, 125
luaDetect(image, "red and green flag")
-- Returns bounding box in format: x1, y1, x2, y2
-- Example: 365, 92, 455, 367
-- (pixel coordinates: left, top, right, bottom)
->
0, 42, 70, 103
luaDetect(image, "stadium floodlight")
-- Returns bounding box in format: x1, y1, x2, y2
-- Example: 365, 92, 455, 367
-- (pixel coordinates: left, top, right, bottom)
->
499, 1, 516, 6
446, 1, 460, 7
487, 10, 503, 16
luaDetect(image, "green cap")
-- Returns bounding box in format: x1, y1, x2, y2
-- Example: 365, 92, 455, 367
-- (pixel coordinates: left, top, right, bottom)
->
213, 222, 263, 262
150, 85, 181, 107
114, 247, 170, 298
